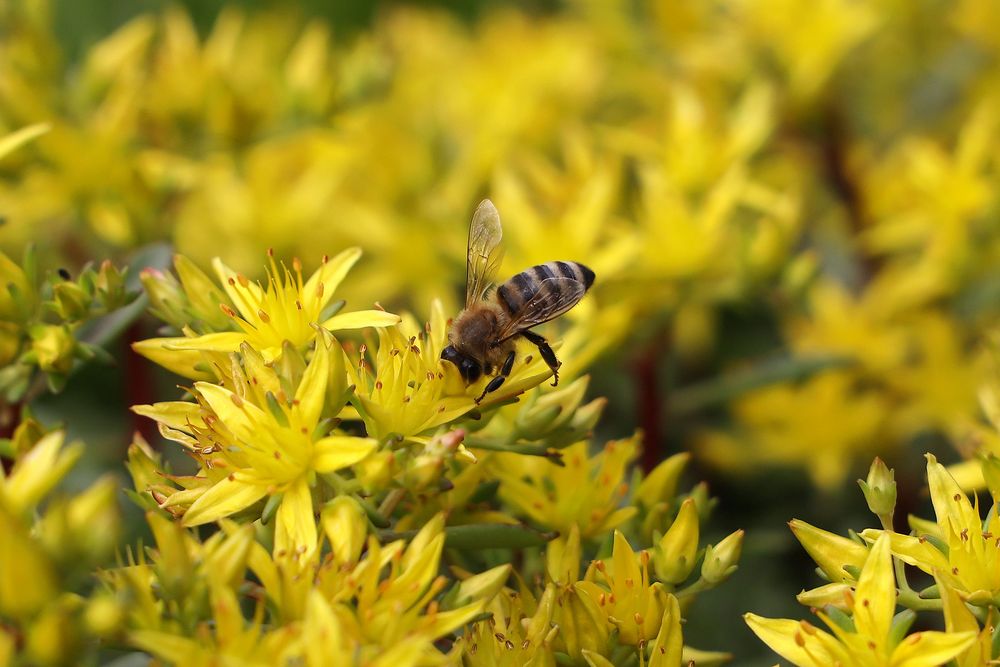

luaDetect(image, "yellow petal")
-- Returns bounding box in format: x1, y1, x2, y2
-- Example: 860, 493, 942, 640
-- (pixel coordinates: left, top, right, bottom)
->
322, 309, 401, 331
926, 454, 981, 542
0, 123, 50, 160
312, 436, 377, 473
744, 614, 843, 666
165, 331, 247, 353
303, 247, 361, 314
294, 337, 330, 427
131, 338, 215, 380
3, 432, 82, 514
891, 630, 977, 667
213, 257, 265, 321
274, 476, 316, 558
789, 518, 868, 583
195, 382, 269, 446
852, 533, 894, 647
181, 475, 267, 526
131, 401, 202, 433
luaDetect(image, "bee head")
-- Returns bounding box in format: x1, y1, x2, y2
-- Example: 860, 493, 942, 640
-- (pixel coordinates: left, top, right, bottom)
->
441, 345, 482, 383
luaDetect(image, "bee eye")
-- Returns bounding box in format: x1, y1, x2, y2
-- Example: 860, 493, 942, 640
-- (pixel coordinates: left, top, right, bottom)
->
461, 359, 481, 383
441, 346, 460, 365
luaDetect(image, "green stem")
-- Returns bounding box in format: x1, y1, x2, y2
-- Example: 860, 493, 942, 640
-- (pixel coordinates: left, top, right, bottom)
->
464, 436, 564, 465
675, 577, 712, 600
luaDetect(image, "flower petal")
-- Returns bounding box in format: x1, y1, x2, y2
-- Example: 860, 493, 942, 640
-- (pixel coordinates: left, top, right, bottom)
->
891, 630, 977, 667
303, 247, 361, 314
313, 436, 377, 473
744, 614, 843, 667
165, 331, 247, 353
852, 533, 894, 645
274, 476, 316, 558
294, 337, 330, 427
182, 475, 267, 526
322, 309, 401, 331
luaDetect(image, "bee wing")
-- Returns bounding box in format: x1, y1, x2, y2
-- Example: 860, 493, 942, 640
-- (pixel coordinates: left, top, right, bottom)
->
496, 277, 587, 341
466, 199, 505, 308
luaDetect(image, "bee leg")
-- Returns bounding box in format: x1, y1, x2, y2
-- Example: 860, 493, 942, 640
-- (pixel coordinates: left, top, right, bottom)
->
476, 350, 516, 404
521, 330, 560, 386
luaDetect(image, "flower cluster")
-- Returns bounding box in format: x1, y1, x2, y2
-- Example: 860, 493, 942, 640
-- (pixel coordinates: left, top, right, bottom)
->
69, 249, 742, 665
746, 452, 1000, 664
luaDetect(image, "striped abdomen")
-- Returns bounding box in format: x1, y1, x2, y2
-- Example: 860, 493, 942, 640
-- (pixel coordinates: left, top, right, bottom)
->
494, 261, 595, 318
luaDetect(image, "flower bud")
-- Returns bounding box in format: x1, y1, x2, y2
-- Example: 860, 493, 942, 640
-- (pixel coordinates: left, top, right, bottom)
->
653, 498, 699, 584
546, 523, 581, 584
858, 457, 896, 523
139, 268, 188, 329
93, 259, 128, 309
634, 452, 689, 510
51, 280, 91, 321
514, 376, 596, 445
559, 586, 611, 659
174, 255, 232, 330
700, 529, 744, 585
25, 598, 80, 666
29, 324, 75, 375
795, 582, 852, 611
67, 476, 121, 563
84, 594, 124, 638
321, 496, 367, 566
354, 449, 395, 493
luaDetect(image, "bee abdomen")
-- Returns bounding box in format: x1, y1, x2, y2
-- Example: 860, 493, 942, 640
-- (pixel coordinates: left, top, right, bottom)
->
495, 261, 595, 315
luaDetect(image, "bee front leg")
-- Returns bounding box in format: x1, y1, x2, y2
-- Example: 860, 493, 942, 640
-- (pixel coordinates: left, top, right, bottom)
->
521, 330, 560, 386
476, 350, 516, 404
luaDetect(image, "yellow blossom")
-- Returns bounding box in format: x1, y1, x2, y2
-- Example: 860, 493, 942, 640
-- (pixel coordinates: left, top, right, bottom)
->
134, 336, 376, 557
140, 250, 399, 364
862, 454, 1000, 606
746, 534, 976, 666
495, 436, 639, 538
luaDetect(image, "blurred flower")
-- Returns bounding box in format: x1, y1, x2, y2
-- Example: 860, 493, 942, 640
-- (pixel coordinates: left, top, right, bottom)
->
698, 370, 887, 489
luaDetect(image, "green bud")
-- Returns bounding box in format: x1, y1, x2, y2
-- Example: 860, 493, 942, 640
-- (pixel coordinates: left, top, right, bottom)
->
140, 267, 188, 329
93, 259, 128, 308
174, 254, 231, 329
858, 457, 896, 524
51, 280, 91, 321
701, 529, 744, 585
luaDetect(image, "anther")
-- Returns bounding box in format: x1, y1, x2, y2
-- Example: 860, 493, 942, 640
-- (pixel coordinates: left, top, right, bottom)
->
258, 309, 270, 323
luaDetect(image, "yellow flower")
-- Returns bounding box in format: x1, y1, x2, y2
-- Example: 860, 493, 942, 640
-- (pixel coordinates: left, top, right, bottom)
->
861, 454, 1000, 606
459, 586, 558, 667
346, 301, 476, 440
140, 250, 399, 364
134, 336, 376, 557
576, 531, 669, 647
746, 534, 976, 666
495, 435, 639, 538
698, 370, 887, 489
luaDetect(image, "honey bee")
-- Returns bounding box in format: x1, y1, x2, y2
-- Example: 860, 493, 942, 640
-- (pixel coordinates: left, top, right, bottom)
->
441, 199, 595, 403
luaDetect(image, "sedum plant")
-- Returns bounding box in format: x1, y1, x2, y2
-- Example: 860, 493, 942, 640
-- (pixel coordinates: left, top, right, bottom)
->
0, 249, 744, 666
